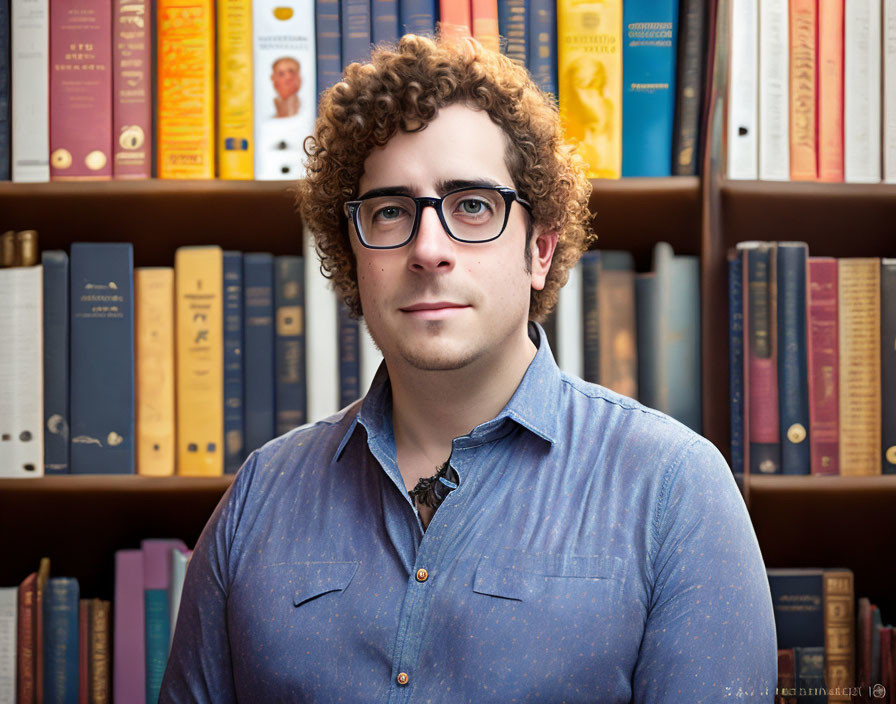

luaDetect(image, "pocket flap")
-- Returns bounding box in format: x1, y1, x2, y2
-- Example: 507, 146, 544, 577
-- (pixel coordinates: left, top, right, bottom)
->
287, 561, 360, 607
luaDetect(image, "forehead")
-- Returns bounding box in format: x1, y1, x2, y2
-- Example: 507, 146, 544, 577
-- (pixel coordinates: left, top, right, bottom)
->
358, 104, 513, 195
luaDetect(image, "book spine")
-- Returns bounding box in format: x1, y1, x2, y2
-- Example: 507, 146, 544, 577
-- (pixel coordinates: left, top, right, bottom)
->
341, 0, 371, 63
43, 578, 79, 704
274, 255, 306, 433
169, 549, 189, 648
156, 0, 215, 178
886, 0, 896, 182
0, 588, 16, 703
223, 251, 245, 474
556, 259, 583, 377
498, 0, 526, 66
337, 301, 360, 408
558, 0, 622, 179
70, 243, 135, 474
78, 601, 88, 704
767, 569, 826, 648
472, 0, 500, 52
0, 0, 10, 181
621, 0, 678, 177
316, 0, 341, 97
580, 250, 601, 385
807, 258, 839, 475
776, 242, 810, 474
776, 649, 797, 703
372, 0, 399, 44
726, 0, 758, 179
747, 244, 781, 474
794, 647, 827, 704
818, 0, 845, 182
440, 0, 472, 40
838, 258, 882, 475
758, 0, 789, 180
87, 600, 110, 704
143, 590, 168, 702
175, 246, 224, 476
728, 250, 745, 480
112, 0, 151, 178
788, 0, 817, 180
134, 268, 176, 476
399, 0, 435, 35
11, 0, 49, 182
635, 272, 659, 410
217, 0, 254, 180
844, 0, 882, 182
822, 570, 855, 704
528, 0, 557, 95
42, 251, 69, 474
36, 559, 49, 704
113, 551, 144, 704
17, 573, 36, 704
243, 253, 276, 453
880, 259, 896, 473
253, 0, 316, 180
671, 0, 706, 175
598, 268, 637, 399
304, 227, 339, 422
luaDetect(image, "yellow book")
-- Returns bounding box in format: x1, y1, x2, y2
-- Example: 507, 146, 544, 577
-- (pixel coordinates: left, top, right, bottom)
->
135, 268, 176, 476
175, 246, 224, 476
217, 0, 254, 179
157, 0, 216, 179
558, 0, 622, 179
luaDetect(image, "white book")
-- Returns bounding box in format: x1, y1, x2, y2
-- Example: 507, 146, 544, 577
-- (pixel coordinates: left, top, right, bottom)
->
359, 320, 383, 396
845, 0, 882, 182
884, 0, 896, 181
0, 588, 16, 700
169, 548, 190, 648
0, 266, 44, 477
727, 0, 759, 179
253, 0, 317, 180
304, 229, 339, 422
758, 0, 790, 180
11, 0, 50, 182
555, 259, 584, 378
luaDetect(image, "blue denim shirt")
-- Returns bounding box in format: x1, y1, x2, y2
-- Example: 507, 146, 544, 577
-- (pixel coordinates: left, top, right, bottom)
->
161, 323, 777, 703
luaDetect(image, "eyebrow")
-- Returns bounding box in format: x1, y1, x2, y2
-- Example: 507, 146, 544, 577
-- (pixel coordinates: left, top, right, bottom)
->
356, 177, 504, 200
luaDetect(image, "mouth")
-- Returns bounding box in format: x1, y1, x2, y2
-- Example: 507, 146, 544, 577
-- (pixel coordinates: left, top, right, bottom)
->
400, 302, 470, 319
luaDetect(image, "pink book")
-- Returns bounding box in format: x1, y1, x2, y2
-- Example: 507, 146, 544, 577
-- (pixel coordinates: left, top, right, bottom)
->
49, 0, 113, 180
112, 0, 151, 177
113, 550, 145, 704
807, 258, 839, 474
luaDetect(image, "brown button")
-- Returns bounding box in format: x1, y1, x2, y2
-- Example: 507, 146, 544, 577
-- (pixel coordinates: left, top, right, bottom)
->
415, 568, 428, 582
397, 672, 409, 685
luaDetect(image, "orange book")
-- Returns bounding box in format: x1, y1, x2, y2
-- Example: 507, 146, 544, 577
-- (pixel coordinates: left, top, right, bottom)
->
789, 0, 817, 180
471, 0, 499, 52
817, 0, 844, 181
439, 0, 471, 42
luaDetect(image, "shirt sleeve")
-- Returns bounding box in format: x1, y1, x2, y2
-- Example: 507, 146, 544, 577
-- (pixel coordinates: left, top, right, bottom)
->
159, 452, 259, 703
632, 437, 778, 703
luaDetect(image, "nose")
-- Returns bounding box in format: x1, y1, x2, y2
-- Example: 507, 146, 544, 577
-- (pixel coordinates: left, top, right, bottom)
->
407, 203, 456, 273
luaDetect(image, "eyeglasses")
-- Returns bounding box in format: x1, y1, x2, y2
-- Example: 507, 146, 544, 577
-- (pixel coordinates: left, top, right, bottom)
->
344, 185, 532, 250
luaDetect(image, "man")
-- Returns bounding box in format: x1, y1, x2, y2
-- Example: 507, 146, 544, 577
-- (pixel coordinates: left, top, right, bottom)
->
271, 56, 301, 118
161, 35, 776, 702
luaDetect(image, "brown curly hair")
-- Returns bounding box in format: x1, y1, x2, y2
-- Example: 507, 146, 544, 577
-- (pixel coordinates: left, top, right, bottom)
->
298, 33, 594, 323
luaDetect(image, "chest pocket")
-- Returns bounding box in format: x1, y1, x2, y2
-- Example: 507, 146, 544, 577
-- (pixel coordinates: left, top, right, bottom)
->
262, 561, 360, 607
472, 550, 623, 602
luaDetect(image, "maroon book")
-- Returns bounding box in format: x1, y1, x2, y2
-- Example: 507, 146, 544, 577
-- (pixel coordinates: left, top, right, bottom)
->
49, 0, 113, 180
112, 0, 151, 177
807, 258, 839, 474
776, 648, 797, 703
881, 628, 893, 704
16, 572, 36, 704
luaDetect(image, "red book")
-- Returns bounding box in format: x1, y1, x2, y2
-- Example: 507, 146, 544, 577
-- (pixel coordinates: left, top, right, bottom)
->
439, 0, 472, 41
881, 628, 893, 704
776, 649, 797, 703
49, 0, 114, 180
17, 572, 36, 704
112, 0, 152, 178
807, 258, 839, 474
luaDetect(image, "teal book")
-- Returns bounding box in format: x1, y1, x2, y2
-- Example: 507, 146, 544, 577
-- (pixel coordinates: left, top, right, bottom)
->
42, 250, 69, 474
43, 577, 80, 704
143, 539, 187, 704
274, 256, 306, 434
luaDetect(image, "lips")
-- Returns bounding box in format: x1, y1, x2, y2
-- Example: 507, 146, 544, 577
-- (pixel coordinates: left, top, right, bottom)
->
400, 301, 468, 312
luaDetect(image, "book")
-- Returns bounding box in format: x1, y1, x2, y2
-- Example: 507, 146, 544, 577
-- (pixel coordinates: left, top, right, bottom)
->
555, 257, 583, 378
0, 264, 43, 477
17, 572, 36, 703
817, 0, 845, 182
169, 547, 190, 647
156, 0, 215, 178
598, 252, 637, 398
316, 0, 341, 98
243, 253, 276, 453
175, 246, 224, 476
11, 0, 49, 182
42, 251, 69, 474
338, 301, 360, 408
498, 0, 526, 67
253, 0, 317, 180
527, 0, 556, 95
844, 0, 882, 182
78, 601, 87, 703
0, 587, 15, 702
621, 0, 678, 177
85, 599, 110, 704
275, 255, 306, 432
43, 577, 79, 704
581, 250, 601, 385
399, 0, 435, 35
134, 268, 176, 476
342, 0, 371, 62
113, 550, 144, 704
372, 0, 398, 45
112, 0, 152, 178
558, 0, 622, 178
728, 249, 745, 482
758, 0, 788, 180
440, 0, 472, 40
806, 258, 839, 475
217, 0, 255, 180
776, 649, 797, 703
788, 0, 817, 181
472, 0, 500, 53
304, 230, 339, 422
224, 252, 245, 473
882, 259, 896, 473
794, 646, 826, 703
35, 558, 49, 704
857, 597, 873, 694
0, 0, 9, 181
726, 0, 758, 179
886, 0, 896, 182
671, 0, 706, 175
70, 243, 135, 475
838, 258, 881, 475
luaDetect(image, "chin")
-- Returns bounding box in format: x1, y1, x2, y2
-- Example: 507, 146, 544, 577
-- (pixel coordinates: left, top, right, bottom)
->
398, 342, 481, 372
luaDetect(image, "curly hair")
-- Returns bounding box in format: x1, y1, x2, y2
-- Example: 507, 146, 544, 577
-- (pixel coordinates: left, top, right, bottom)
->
298, 33, 594, 323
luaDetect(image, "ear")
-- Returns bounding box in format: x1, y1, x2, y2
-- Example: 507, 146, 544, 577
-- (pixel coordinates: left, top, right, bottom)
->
529, 227, 559, 291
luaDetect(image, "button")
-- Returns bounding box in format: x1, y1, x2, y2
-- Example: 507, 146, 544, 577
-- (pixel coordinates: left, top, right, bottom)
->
397, 672, 409, 685
415, 568, 428, 583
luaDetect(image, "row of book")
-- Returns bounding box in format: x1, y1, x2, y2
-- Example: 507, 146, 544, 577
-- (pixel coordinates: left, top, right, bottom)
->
0, 0, 708, 182
727, 0, 896, 183
0, 542, 191, 703
728, 243, 896, 478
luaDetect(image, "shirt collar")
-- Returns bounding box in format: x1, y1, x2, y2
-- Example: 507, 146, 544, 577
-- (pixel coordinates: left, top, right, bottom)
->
333, 321, 562, 462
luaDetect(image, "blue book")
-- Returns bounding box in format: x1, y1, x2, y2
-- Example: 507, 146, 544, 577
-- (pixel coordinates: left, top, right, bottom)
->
223, 252, 245, 474
399, 0, 436, 36
497, 0, 526, 66
580, 249, 601, 385
777, 242, 810, 475
337, 301, 360, 408
43, 577, 80, 704
274, 256, 306, 434
316, 0, 342, 97
69, 243, 135, 474
42, 250, 70, 474
728, 249, 744, 486
527, 0, 557, 96
341, 0, 371, 66
243, 254, 276, 454
0, 0, 9, 180
372, 0, 399, 44
621, 0, 679, 176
